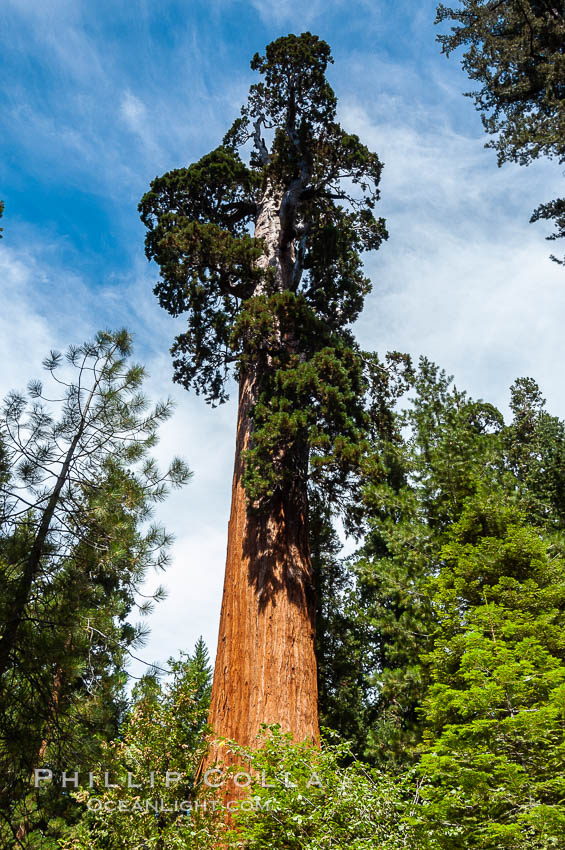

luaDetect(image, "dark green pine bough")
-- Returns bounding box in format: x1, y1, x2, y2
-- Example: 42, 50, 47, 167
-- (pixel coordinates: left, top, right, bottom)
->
139, 33, 401, 749
437, 0, 565, 262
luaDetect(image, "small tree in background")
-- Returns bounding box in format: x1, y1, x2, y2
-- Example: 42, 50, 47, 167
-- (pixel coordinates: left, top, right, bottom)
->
63, 643, 220, 850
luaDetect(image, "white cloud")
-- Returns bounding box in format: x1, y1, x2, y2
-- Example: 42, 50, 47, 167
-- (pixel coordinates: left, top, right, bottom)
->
119, 91, 164, 158
339, 97, 565, 418
248, 0, 343, 26
2, 5, 238, 202
0, 245, 90, 392
5, 0, 106, 83
121, 91, 147, 129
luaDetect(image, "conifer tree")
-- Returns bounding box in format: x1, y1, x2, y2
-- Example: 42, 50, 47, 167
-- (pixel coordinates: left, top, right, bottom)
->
0, 330, 188, 680
436, 0, 565, 262
337, 360, 506, 764
418, 495, 565, 848
329, 360, 565, 805
64, 643, 218, 850
0, 331, 190, 841
504, 376, 565, 529
139, 33, 388, 749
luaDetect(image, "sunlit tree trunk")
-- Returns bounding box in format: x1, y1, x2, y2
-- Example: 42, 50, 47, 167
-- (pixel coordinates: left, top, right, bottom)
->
207, 184, 320, 757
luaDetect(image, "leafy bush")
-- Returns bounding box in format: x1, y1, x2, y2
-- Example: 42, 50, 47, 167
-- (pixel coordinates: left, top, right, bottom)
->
224, 726, 422, 849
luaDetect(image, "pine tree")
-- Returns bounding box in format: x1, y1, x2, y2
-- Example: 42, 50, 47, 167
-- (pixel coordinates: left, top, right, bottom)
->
310, 496, 369, 754
313, 353, 413, 756
504, 376, 565, 530
436, 0, 565, 262
344, 359, 506, 764
0, 330, 189, 679
331, 361, 565, 844
0, 331, 190, 842
139, 33, 388, 750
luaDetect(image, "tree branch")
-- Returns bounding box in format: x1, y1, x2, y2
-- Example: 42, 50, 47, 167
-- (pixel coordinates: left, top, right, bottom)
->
252, 119, 270, 165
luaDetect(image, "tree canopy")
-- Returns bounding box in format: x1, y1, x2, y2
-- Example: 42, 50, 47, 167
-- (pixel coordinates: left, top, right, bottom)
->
436, 0, 565, 262
139, 32, 393, 513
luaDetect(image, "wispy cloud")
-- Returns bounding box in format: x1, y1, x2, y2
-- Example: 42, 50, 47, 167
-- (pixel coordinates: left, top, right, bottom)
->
339, 97, 565, 417
120, 91, 147, 129
0, 244, 90, 389
248, 0, 333, 26
119, 90, 165, 159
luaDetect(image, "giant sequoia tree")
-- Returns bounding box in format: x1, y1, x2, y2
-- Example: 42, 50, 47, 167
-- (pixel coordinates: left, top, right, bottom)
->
139, 33, 388, 748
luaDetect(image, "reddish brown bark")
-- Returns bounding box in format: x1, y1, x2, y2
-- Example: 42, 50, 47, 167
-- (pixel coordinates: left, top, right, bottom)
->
202, 181, 319, 824
207, 370, 319, 754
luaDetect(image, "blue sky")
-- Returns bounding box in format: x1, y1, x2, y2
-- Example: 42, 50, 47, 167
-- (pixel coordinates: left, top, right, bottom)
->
2, 0, 564, 676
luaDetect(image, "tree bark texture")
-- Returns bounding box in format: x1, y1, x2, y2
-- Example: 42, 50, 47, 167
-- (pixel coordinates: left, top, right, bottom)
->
206, 186, 319, 756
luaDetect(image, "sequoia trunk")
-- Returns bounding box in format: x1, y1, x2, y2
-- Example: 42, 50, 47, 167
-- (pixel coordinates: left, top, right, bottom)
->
207, 372, 319, 748
207, 184, 319, 752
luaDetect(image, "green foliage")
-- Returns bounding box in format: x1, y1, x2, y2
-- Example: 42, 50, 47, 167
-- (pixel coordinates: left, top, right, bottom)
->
247, 34, 337, 134
62, 643, 221, 849
351, 495, 435, 768
318, 359, 565, 841
0, 331, 191, 843
321, 358, 505, 765
227, 726, 421, 849
320, 360, 565, 781
9, 344, 564, 845
417, 495, 565, 848
140, 33, 389, 509
311, 498, 370, 754
139, 147, 263, 405
63, 712, 421, 849
236, 292, 369, 506
403, 359, 506, 532
530, 196, 565, 259
311, 354, 415, 752
504, 376, 565, 530
436, 0, 565, 261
